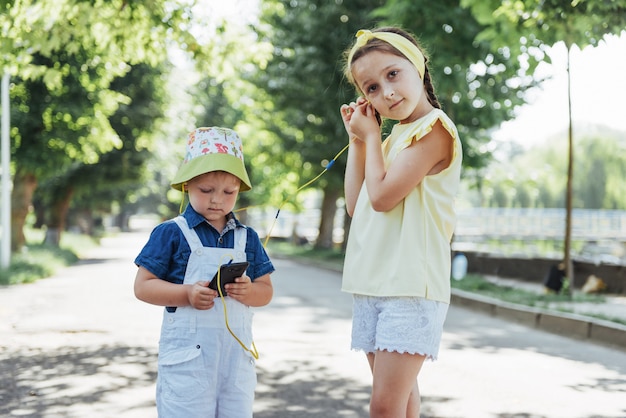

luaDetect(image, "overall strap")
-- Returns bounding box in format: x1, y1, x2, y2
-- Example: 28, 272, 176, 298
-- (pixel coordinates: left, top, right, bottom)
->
233, 227, 247, 254
172, 216, 203, 251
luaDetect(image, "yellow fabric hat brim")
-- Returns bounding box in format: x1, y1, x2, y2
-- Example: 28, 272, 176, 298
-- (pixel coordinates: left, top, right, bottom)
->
170, 153, 252, 192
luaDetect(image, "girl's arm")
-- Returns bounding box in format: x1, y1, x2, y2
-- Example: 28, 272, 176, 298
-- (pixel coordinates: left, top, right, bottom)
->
340, 100, 369, 217
134, 266, 218, 310
354, 103, 453, 212
344, 140, 366, 217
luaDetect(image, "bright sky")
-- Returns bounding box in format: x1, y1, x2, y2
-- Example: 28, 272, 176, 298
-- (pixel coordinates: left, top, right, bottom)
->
494, 32, 626, 146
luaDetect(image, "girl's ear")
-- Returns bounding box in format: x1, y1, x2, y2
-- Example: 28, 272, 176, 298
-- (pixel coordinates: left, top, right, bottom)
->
183, 182, 188, 192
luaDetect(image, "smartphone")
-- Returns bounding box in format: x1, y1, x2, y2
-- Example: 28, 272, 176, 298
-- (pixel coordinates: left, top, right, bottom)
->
208, 261, 249, 296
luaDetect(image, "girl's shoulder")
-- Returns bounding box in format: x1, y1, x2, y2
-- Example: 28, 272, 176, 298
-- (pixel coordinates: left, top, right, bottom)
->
417, 108, 457, 138
392, 109, 458, 147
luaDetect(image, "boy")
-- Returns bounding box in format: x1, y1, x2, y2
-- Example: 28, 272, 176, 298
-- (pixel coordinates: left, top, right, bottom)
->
134, 126, 274, 418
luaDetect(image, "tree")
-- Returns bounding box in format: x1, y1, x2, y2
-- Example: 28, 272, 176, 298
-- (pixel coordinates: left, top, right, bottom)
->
60, 62, 171, 236
9, 48, 123, 249
462, 0, 626, 291
476, 128, 626, 211
1, 0, 199, 250
252, 0, 385, 249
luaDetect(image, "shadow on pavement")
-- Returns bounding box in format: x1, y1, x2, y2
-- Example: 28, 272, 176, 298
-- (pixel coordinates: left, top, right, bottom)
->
255, 361, 369, 418
0, 344, 157, 417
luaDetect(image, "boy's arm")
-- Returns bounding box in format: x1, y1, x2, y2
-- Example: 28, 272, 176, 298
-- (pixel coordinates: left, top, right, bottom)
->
225, 273, 273, 307
134, 266, 219, 310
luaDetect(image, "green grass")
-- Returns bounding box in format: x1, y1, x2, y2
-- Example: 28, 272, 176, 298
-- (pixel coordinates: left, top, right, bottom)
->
452, 274, 604, 307
0, 229, 99, 286
268, 240, 346, 269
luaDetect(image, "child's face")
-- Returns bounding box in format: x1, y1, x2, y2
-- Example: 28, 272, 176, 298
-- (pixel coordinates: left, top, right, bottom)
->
351, 50, 428, 124
187, 171, 240, 230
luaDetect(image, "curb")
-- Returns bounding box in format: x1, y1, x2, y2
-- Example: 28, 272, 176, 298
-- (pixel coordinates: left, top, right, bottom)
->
451, 289, 626, 351
274, 255, 626, 351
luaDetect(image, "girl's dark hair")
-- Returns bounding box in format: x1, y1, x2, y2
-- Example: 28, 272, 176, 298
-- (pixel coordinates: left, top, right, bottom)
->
344, 26, 441, 110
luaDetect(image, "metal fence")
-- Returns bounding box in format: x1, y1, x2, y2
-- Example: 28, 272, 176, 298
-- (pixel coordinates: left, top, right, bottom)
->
454, 208, 626, 241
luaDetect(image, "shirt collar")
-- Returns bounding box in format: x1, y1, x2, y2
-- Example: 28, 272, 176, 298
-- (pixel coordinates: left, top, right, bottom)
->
182, 204, 244, 232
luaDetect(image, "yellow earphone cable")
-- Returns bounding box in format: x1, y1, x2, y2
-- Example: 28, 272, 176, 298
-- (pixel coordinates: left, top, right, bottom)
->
184, 140, 352, 359
216, 255, 259, 359
260, 141, 352, 247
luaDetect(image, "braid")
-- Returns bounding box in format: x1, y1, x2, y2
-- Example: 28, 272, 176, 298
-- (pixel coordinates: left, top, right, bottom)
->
422, 66, 441, 109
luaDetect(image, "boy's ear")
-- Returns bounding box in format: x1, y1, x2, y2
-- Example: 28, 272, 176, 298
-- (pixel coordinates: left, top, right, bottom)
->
183, 182, 188, 192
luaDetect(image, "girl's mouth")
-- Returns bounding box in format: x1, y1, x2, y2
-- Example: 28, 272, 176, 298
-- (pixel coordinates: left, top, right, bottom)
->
389, 99, 403, 110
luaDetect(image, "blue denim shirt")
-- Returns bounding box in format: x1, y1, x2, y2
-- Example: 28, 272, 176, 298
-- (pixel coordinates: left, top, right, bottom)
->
134, 204, 274, 285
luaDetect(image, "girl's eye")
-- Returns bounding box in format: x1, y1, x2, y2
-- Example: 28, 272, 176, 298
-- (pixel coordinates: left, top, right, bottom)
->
388, 70, 399, 79
367, 84, 378, 94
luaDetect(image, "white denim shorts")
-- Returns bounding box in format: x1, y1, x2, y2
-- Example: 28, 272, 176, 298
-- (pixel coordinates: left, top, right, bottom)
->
351, 295, 449, 360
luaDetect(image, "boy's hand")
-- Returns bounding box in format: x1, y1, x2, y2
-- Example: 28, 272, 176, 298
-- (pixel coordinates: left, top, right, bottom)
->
224, 275, 252, 302
187, 281, 217, 310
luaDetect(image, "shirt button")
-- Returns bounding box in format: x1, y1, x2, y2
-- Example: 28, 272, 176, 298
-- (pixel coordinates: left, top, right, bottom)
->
196, 345, 201, 349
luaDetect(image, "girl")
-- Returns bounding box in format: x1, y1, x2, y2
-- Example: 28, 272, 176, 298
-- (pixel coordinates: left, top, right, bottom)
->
340, 27, 462, 418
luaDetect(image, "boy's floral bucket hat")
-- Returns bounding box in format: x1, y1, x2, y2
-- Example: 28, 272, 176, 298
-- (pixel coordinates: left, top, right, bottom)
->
171, 127, 252, 192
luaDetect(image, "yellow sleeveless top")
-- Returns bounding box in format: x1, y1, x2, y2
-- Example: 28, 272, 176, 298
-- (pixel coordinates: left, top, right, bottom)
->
341, 109, 462, 303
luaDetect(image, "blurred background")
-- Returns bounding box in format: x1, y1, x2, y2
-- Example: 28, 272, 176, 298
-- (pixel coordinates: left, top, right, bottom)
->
1, 0, 625, 282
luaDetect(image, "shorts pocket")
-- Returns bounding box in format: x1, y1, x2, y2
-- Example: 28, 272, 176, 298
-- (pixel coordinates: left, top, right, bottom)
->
158, 345, 208, 401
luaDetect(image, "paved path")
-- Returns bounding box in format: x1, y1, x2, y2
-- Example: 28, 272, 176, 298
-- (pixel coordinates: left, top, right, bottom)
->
1, 231, 625, 417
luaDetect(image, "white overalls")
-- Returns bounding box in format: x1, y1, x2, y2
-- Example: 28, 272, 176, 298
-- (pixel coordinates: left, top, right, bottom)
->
156, 216, 256, 418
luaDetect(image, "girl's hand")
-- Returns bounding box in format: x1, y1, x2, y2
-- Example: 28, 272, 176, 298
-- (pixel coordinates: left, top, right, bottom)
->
349, 101, 381, 143
224, 274, 252, 302
340, 97, 368, 141
187, 281, 217, 310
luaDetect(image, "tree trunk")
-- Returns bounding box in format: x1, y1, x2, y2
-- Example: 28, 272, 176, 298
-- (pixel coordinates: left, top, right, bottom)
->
314, 187, 341, 250
10, 171, 37, 252
564, 45, 575, 296
43, 188, 73, 247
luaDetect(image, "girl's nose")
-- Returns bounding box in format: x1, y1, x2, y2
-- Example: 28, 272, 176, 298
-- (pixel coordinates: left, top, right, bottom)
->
384, 87, 395, 99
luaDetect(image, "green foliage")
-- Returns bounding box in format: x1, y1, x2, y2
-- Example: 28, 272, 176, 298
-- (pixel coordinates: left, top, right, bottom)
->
10, 50, 122, 179
3, 0, 198, 246
0, 245, 77, 285
64, 62, 173, 227
252, 0, 385, 199
0, 226, 97, 285
459, 0, 626, 283
1, 0, 197, 81
463, 0, 626, 51
473, 128, 626, 209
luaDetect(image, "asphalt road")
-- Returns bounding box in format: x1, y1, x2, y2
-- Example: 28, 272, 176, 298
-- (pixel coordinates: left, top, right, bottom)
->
1, 230, 625, 418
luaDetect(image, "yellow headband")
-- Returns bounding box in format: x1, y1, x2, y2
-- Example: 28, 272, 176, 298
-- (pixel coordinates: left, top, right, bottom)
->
348, 29, 425, 80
